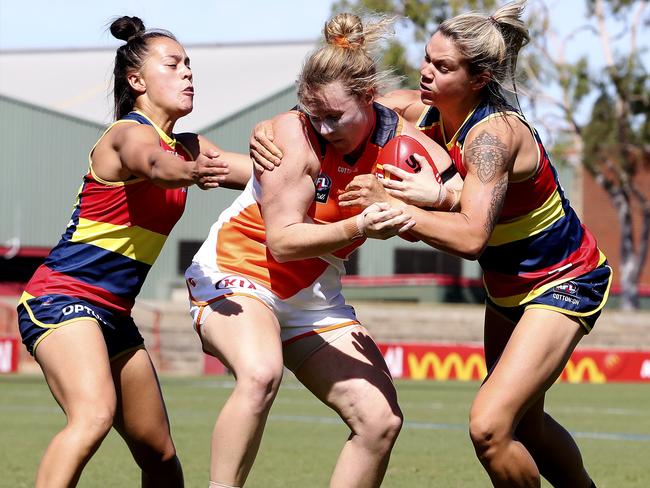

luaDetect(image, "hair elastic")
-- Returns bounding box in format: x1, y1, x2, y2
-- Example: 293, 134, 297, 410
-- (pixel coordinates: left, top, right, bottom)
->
333, 36, 352, 49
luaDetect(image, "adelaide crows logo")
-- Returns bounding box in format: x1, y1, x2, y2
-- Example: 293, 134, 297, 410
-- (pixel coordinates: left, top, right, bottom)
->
315, 173, 332, 203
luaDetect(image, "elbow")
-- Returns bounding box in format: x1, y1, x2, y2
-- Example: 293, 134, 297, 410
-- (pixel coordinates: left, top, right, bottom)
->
266, 240, 295, 263
457, 237, 487, 261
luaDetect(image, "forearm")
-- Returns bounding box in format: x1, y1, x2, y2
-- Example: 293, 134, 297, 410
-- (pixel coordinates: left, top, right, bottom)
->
220, 151, 253, 190
268, 217, 361, 263
406, 206, 487, 260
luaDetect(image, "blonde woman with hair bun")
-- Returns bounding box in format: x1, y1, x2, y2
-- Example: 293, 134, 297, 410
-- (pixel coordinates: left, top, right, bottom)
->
187, 12, 462, 488
253, 2, 608, 487
343, 2, 606, 487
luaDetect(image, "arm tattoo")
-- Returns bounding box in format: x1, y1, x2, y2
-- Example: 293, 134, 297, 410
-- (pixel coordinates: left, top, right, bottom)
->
485, 175, 508, 236
465, 131, 509, 184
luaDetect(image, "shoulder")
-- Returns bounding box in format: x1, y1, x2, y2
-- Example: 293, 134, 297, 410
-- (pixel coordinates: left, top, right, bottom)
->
467, 112, 530, 151
263, 112, 320, 177
272, 112, 314, 153
377, 89, 427, 123
108, 120, 160, 150
272, 111, 306, 132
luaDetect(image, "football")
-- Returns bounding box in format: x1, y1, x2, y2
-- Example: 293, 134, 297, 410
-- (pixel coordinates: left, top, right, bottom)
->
377, 134, 441, 184
376, 134, 441, 242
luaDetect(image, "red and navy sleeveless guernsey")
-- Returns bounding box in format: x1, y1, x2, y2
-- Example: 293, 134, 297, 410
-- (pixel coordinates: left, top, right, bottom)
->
23, 111, 191, 314
417, 101, 607, 307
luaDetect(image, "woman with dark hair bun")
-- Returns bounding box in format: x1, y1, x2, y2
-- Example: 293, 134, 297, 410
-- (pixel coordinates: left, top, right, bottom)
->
16, 15, 265, 487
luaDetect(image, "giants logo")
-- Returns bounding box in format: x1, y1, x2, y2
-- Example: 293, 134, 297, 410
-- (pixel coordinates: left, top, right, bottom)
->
216, 275, 257, 290
315, 173, 332, 203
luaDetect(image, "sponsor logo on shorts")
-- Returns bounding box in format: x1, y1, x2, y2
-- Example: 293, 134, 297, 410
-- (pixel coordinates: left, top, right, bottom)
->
62, 303, 107, 324
41, 296, 53, 306
554, 282, 578, 295
315, 173, 332, 203
552, 281, 580, 305
216, 275, 258, 290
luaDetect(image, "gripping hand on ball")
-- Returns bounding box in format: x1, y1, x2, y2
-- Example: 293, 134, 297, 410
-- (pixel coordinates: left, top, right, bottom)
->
381, 154, 444, 208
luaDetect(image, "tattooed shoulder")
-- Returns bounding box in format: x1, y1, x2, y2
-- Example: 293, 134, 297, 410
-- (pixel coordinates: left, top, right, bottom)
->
465, 131, 509, 184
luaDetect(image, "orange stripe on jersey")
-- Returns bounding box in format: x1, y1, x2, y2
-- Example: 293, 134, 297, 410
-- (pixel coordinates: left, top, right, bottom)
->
215, 204, 331, 299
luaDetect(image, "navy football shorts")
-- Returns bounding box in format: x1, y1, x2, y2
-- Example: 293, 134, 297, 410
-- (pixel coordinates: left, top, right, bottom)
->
17, 293, 144, 359
486, 262, 612, 333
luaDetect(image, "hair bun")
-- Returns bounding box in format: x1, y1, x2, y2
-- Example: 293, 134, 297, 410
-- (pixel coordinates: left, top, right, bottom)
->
110, 16, 146, 42
324, 13, 364, 50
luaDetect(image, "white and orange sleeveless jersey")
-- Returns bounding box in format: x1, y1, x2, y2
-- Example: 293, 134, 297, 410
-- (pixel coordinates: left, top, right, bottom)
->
186, 103, 404, 342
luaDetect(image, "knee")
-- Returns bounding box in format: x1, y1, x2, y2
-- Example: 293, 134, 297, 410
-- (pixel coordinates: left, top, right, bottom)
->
236, 364, 283, 413
468, 408, 510, 462
68, 402, 115, 445
345, 383, 403, 450
137, 443, 180, 473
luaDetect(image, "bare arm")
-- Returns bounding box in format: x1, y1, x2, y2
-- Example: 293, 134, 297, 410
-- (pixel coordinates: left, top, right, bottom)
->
338, 118, 517, 259
195, 134, 253, 190
404, 121, 516, 259
384, 121, 463, 209
376, 89, 427, 124
262, 114, 414, 263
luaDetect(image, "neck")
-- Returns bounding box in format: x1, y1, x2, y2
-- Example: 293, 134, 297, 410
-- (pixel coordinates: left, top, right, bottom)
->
437, 95, 483, 141
133, 103, 177, 135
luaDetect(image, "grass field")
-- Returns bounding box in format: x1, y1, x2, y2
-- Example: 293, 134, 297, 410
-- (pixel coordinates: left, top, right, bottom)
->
1, 374, 649, 487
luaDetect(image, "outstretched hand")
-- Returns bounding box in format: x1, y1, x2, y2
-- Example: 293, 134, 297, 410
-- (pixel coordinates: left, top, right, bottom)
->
193, 149, 230, 190
250, 119, 282, 173
381, 154, 442, 208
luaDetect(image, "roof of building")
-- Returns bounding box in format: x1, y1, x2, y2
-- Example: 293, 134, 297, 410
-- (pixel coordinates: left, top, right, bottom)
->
0, 41, 314, 131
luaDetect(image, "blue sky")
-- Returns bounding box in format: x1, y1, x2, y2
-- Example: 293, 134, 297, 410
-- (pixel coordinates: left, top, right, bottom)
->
0, 0, 335, 50
0, 0, 593, 52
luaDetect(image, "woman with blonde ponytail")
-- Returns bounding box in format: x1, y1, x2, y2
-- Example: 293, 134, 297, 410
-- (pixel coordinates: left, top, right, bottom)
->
336, 2, 606, 487
252, 2, 606, 487
186, 12, 461, 488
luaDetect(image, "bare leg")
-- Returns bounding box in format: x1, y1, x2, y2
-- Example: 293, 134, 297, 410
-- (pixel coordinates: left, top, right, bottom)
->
199, 297, 284, 486
34, 321, 116, 488
481, 307, 592, 487
112, 348, 183, 487
294, 326, 403, 488
469, 308, 591, 487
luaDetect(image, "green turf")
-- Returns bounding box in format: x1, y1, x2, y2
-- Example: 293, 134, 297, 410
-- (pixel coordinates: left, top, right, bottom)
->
1, 374, 649, 487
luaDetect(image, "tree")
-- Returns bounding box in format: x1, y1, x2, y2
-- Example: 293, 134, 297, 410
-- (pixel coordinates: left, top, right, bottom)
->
524, 0, 650, 310
333, 0, 650, 309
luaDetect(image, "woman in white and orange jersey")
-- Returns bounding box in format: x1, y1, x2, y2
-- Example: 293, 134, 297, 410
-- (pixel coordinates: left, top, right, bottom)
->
185, 13, 461, 488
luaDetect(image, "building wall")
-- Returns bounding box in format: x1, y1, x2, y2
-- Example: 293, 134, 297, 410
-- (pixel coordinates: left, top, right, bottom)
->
0, 95, 103, 249
582, 168, 650, 289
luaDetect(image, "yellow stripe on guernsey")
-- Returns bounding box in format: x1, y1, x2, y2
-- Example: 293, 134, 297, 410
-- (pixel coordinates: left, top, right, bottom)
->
487, 190, 564, 247
70, 217, 166, 265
